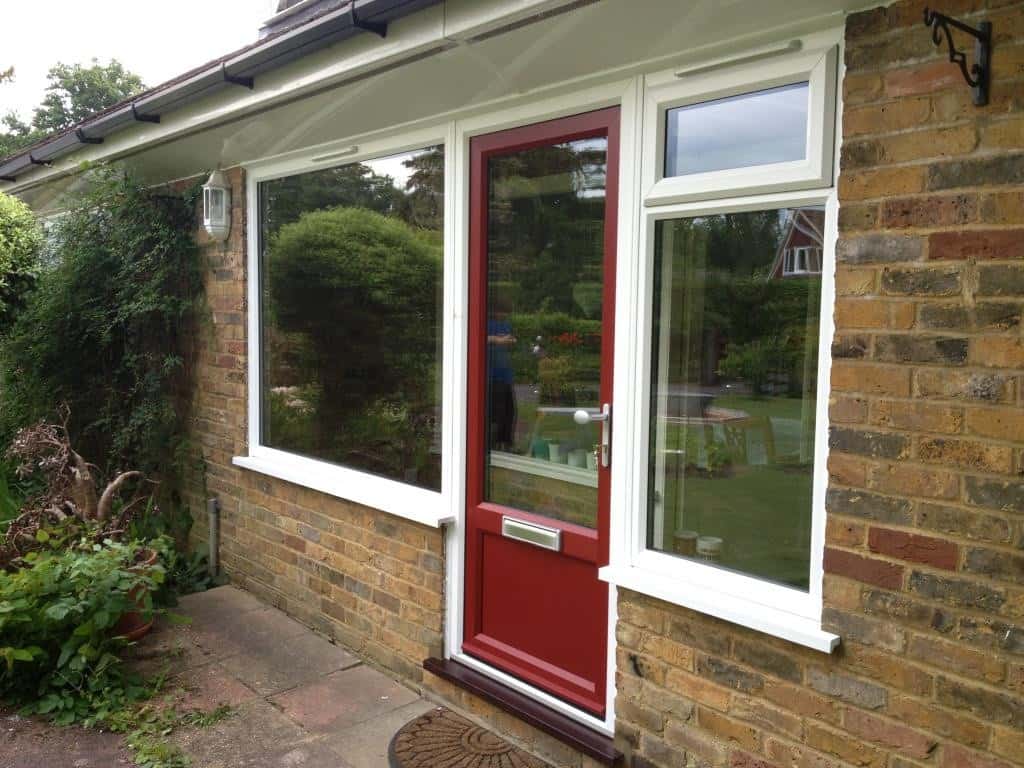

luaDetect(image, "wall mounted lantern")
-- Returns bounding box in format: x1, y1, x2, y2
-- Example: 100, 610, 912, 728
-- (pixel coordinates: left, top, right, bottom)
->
923, 8, 991, 106
202, 169, 232, 241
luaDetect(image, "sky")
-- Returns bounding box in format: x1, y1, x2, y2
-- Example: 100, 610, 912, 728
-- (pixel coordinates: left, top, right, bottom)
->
1, 1, 274, 123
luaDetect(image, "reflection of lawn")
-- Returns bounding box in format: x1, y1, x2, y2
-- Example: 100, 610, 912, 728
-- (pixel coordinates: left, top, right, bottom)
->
661, 393, 814, 466
714, 394, 807, 422
659, 465, 812, 590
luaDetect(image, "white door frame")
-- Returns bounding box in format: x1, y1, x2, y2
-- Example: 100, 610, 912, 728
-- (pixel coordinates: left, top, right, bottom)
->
442, 75, 643, 737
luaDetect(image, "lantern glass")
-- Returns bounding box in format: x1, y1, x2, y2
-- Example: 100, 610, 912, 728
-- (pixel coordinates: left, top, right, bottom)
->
202, 171, 231, 240
205, 187, 225, 225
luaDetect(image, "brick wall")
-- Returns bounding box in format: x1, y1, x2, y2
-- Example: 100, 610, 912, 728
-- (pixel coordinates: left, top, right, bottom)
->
182, 167, 446, 686
614, 2, 1024, 767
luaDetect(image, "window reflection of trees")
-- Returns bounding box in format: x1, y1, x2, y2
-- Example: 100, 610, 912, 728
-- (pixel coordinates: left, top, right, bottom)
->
259, 147, 445, 490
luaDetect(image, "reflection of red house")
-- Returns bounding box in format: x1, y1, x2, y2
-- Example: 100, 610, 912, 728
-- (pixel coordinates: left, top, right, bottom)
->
769, 208, 825, 278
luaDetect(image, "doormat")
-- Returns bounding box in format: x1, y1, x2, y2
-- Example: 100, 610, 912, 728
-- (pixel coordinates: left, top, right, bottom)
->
388, 706, 552, 768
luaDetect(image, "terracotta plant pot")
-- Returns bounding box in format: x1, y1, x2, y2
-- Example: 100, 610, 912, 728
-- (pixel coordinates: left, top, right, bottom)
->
112, 547, 159, 641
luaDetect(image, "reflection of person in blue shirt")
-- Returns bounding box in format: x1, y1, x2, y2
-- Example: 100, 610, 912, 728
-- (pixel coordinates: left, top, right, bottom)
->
488, 296, 517, 450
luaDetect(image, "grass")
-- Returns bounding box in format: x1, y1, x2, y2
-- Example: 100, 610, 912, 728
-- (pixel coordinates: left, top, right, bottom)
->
653, 393, 815, 590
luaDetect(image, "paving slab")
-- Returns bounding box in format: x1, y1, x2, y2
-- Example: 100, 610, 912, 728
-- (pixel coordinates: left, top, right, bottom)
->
320, 700, 436, 768
124, 617, 224, 677
169, 662, 261, 711
176, 585, 268, 621
171, 699, 351, 768
185, 604, 310, 660
271, 665, 421, 733
219, 627, 360, 696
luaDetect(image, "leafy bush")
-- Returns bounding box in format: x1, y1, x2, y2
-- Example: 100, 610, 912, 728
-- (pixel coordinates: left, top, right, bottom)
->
266, 206, 440, 474
717, 336, 799, 397
0, 169, 202, 515
506, 311, 601, 385
0, 192, 42, 336
0, 539, 161, 724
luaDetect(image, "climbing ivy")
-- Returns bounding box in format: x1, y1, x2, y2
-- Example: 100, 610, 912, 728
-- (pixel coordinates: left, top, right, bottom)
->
0, 167, 203, 526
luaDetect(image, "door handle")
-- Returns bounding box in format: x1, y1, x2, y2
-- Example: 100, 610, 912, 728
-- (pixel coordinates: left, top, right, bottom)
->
573, 403, 611, 468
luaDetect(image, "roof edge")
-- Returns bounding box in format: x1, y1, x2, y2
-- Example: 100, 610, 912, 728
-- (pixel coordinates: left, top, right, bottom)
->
0, 0, 441, 185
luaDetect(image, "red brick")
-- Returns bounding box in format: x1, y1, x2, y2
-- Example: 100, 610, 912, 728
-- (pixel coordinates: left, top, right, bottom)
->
730, 751, 778, 768
868, 527, 960, 570
824, 547, 906, 589
885, 60, 969, 97
928, 230, 1024, 261
881, 194, 978, 229
843, 709, 937, 759
942, 743, 1017, 768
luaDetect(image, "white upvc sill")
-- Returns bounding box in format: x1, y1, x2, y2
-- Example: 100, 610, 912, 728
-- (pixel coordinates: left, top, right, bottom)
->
232, 452, 454, 529
598, 564, 840, 653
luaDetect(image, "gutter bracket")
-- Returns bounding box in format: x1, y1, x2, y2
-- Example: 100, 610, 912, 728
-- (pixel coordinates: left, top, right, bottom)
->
28, 154, 51, 167
131, 103, 161, 124
350, 2, 387, 38
75, 128, 104, 145
923, 8, 991, 106
221, 62, 255, 90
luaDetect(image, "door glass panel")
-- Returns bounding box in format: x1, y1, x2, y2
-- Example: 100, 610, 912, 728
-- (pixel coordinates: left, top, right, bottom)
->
646, 207, 825, 590
665, 82, 809, 177
484, 136, 608, 528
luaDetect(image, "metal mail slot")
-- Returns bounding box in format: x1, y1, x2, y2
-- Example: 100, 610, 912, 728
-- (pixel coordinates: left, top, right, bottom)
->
501, 516, 561, 552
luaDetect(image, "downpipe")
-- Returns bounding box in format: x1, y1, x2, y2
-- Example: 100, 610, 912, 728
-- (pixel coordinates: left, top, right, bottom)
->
207, 497, 221, 577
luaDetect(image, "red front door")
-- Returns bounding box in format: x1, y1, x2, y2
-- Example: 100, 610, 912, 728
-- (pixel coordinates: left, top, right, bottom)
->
464, 107, 619, 717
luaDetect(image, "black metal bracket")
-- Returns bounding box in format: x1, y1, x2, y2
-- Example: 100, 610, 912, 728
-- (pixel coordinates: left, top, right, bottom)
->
350, 2, 387, 38
131, 103, 161, 124
75, 128, 103, 145
221, 62, 254, 90
28, 153, 51, 167
923, 8, 991, 106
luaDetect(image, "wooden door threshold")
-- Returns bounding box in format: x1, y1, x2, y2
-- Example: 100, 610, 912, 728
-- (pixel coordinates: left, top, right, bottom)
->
423, 657, 623, 766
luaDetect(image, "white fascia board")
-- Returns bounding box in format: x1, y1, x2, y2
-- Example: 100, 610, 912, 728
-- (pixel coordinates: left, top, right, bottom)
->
5, 0, 582, 195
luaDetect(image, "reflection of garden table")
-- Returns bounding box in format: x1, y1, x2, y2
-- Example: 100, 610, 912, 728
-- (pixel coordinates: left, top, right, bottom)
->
661, 408, 777, 466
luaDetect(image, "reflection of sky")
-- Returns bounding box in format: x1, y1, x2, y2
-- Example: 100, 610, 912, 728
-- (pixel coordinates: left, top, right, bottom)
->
666, 82, 809, 176
363, 149, 425, 190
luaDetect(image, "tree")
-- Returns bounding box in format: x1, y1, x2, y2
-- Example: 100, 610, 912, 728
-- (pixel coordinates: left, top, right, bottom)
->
0, 192, 42, 336
266, 207, 441, 473
0, 59, 144, 157
0, 67, 12, 85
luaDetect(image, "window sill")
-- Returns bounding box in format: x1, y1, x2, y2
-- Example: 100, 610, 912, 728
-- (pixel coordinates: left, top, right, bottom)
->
232, 452, 454, 529
598, 564, 839, 653
491, 451, 598, 488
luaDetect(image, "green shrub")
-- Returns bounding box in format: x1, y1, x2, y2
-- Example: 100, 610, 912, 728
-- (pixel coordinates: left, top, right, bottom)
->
0, 169, 202, 509
266, 206, 440, 473
0, 539, 162, 724
0, 192, 42, 337
718, 336, 799, 397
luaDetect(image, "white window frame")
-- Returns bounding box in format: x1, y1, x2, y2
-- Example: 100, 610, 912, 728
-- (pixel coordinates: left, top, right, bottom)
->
642, 43, 837, 206
600, 37, 842, 653
235, 124, 457, 529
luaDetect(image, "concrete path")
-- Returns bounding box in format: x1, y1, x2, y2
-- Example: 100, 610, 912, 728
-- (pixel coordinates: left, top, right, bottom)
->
134, 585, 435, 768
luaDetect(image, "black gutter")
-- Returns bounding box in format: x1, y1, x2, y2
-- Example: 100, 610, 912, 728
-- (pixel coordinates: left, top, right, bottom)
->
0, 0, 441, 184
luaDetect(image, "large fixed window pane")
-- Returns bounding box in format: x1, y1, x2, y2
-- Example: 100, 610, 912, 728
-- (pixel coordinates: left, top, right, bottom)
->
483, 137, 608, 527
258, 147, 444, 490
665, 82, 809, 177
647, 207, 824, 590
